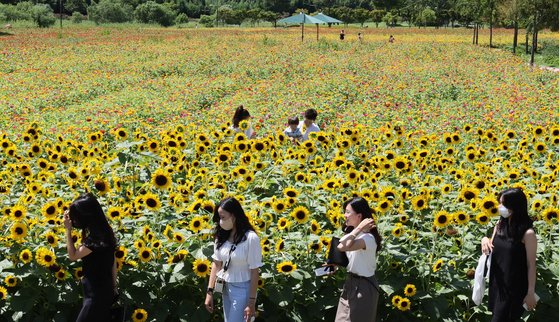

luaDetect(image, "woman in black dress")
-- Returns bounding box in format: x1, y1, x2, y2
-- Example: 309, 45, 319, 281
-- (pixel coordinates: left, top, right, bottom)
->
64, 193, 118, 322
481, 188, 538, 322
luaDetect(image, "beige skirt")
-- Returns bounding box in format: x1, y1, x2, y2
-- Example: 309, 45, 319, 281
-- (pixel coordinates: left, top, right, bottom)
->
334, 273, 380, 322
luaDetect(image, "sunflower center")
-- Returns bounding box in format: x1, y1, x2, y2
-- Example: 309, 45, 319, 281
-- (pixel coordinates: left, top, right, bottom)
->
155, 175, 168, 186
146, 198, 157, 208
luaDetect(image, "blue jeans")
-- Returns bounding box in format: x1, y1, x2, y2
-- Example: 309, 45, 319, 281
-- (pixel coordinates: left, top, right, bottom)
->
223, 280, 250, 322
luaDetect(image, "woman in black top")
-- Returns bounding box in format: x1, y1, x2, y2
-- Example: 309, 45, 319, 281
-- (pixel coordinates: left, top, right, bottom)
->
481, 188, 538, 322
64, 193, 118, 322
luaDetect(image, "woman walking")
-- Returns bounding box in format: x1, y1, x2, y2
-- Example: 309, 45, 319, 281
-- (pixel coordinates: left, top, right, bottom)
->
481, 188, 538, 321
205, 197, 263, 322
63, 193, 118, 322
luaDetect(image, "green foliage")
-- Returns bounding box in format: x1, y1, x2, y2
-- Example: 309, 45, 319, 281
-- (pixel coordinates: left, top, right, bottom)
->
175, 12, 189, 25
370, 9, 386, 27
416, 8, 437, 27
540, 40, 559, 67
134, 1, 177, 27
31, 4, 56, 28
70, 11, 84, 24
88, 0, 133, 24
199, 14, 215, 27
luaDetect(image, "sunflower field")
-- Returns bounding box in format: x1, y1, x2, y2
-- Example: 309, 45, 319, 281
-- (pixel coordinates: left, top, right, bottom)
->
1, 26, 559, 322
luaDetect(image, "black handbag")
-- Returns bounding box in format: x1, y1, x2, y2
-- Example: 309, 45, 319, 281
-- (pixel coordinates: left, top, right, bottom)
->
327, 237, 349, 267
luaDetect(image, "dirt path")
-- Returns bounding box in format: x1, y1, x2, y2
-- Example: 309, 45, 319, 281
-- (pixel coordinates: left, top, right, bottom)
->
540, 66, 559, 73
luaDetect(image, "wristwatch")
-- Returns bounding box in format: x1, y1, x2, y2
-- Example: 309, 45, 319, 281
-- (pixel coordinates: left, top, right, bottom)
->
207, 287, 214, 295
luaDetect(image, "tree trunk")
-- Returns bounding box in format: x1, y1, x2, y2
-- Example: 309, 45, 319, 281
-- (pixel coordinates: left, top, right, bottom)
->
475, 24, 479, 45
530, 12, 539, 66
513, 20, 518, 53
473, 25, 476, 44
525, 30, 529, 54
490, 23, 493, 47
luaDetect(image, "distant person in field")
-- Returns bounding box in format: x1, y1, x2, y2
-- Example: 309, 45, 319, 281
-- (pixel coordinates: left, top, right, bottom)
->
231, 105, 256, 139
283, 116, 303, 142
339, 30, 345, 40
64, 193, 118, 322
298, 108, 320, 141
358, 32, 363, 43
388, 35, 395, 43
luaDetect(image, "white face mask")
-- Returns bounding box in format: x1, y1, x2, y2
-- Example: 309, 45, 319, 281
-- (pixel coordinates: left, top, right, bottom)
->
498, 204, 511, 218
219, 217, 234, 231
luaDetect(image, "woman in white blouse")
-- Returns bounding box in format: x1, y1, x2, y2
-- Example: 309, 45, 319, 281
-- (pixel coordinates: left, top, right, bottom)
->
205, 197, 262, 322
335, 197, 383, 322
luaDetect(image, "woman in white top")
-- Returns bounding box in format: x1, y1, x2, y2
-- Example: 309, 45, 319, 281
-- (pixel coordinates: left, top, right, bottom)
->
231, 105, 256, 139
335, 197, 383, 322
298, 108, 320, 141
205, 197, 263, 322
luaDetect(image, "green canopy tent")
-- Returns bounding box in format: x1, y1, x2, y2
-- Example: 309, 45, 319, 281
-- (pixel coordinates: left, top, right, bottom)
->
313, 12, 343, 26
277, 13, 325, 42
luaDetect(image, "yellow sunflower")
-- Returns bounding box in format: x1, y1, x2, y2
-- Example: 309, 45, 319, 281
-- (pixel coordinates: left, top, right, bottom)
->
94, 178, 110, 195
152, 169, 172, 190
283, 187, 299, 198
55, 269, 68, 281
454, 211, 470, 225
432, 259, 444, 272
276, 261, 297, 274
10, 204, 27, 221
19, 249, 33, 264
433, 211, 452, 229
475, 213, 490, 225
411, 195, 429, 211
189, 216, 205, 233
36, 247, 56, 268
192, 258, 211, 278
542, 208, 559, 224
404, 284, 416, 297
391, 295, 402, 307
73, 267, 84, 279
45, 231, 59, 247
392, 224, 404, 238
272, 199, 288, 213
143, 192, 161, 211
4, 275, 17, 287
0, 286, 7, 300
132, 308, 148, 322
277, 218, 292, 231
41, 201, 58, 219
115, 246, 128, 262
138, 247, 153, 263
309, 219, 321, 235
397, 297, 411, 311
10, 222, 28, 241
290, 206, 310, 224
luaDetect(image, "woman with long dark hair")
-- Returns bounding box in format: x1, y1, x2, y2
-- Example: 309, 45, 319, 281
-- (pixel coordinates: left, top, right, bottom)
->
481, 188, 538, 321
231, 105, 255, 138
334, 197, 382, 322
63, 193, 118, 322
204, 197, 262, 322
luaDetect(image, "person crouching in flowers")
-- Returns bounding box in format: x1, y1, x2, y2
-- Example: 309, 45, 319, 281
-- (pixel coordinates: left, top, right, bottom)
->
63, 193, 118, 322
205, 197, 263, 322
335, 197, 382, 322
481, 188, 538, 321
283, 116, 303, 143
